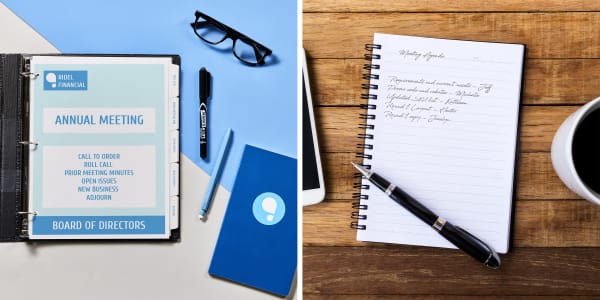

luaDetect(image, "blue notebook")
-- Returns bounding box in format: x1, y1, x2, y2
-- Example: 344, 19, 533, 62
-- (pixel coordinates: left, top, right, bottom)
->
209, 145, 297, 297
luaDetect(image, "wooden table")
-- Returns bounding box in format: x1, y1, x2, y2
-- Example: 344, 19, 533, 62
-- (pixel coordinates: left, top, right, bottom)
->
302, 1, 600, 298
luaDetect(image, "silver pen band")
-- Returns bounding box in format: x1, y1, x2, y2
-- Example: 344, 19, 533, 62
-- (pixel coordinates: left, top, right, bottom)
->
385, 184, 395, 196
432, 217, 446, 232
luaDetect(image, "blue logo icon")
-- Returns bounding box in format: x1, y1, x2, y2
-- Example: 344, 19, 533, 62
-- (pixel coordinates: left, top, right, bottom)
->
44, 71, 88, 91
252, 192, 285, 226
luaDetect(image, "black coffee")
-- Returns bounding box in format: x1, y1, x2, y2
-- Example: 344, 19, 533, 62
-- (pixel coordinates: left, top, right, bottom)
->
572, 108, 600, 193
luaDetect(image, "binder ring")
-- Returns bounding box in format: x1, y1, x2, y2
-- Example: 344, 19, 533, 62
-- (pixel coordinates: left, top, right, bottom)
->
20, 72, 39, 79
19, 140, 39, 150
17, 211, 38, 216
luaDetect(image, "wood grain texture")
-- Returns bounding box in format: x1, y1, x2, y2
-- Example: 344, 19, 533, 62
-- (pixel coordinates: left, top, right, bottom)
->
303, 247, 600, 296
303, 3, 600, 298
304, 0, 600, 13
306, 58, 600, 105
303, 200, 600, 247
318, 152, 578, 202
304, 296, 600, 300
315, 106, 576, 154
304, 13, 600, 59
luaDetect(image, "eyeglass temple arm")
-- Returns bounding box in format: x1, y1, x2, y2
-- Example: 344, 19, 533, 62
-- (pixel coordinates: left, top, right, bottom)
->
253, 47, 264, 64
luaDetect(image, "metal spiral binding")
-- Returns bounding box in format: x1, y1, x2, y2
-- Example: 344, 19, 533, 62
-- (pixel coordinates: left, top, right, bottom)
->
351, 211, 367, 220
351, 43, 381, 231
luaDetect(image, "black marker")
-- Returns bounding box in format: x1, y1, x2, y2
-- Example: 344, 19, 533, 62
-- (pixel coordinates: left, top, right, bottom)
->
200, 67, 211, 159
352, 162, 501, 269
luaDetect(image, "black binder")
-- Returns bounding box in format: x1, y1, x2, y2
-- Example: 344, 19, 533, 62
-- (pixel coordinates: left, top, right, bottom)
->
0, 54, 181, 241
0, 54, 29, 241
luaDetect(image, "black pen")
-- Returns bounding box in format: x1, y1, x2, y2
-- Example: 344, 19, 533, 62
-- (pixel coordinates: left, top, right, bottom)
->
199, 67, 211, 159
351, 162, 501, 269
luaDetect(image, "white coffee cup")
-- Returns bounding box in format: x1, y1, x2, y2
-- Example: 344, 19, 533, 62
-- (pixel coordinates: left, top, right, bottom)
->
551, 96, 600, 205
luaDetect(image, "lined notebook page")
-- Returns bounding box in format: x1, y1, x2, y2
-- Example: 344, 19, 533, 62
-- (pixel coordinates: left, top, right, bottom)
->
356, 34, 525, 253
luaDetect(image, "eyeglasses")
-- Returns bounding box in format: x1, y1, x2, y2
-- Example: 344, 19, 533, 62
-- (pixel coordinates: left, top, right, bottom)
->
190, 11, 273, 66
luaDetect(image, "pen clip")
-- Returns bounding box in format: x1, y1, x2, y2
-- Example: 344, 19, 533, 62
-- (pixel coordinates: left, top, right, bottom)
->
200, 68, 211, 100
204, 71, 211, 98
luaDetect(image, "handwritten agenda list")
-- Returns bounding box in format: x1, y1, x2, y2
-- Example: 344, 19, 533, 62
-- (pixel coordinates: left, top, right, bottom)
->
383, 75, 494, 124
380, 49, 496, 125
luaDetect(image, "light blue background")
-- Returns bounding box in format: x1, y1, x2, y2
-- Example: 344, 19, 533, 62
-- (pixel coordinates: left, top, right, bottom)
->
1, 0, 298, 190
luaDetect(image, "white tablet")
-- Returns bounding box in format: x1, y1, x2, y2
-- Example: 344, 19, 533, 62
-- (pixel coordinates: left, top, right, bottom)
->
302, 50, 325, 206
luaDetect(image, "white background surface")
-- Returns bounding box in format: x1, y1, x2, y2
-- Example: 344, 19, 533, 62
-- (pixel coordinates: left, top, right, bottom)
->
0, 4, 297, 299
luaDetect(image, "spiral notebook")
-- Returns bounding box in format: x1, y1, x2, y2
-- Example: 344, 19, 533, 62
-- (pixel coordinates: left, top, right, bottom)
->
352, 33, 525, 254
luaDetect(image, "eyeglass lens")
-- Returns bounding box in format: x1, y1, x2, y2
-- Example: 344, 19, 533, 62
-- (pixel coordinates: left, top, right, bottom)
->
195, 21, 227, 44
233, 40, 269, 65
194, 14, 269, 65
